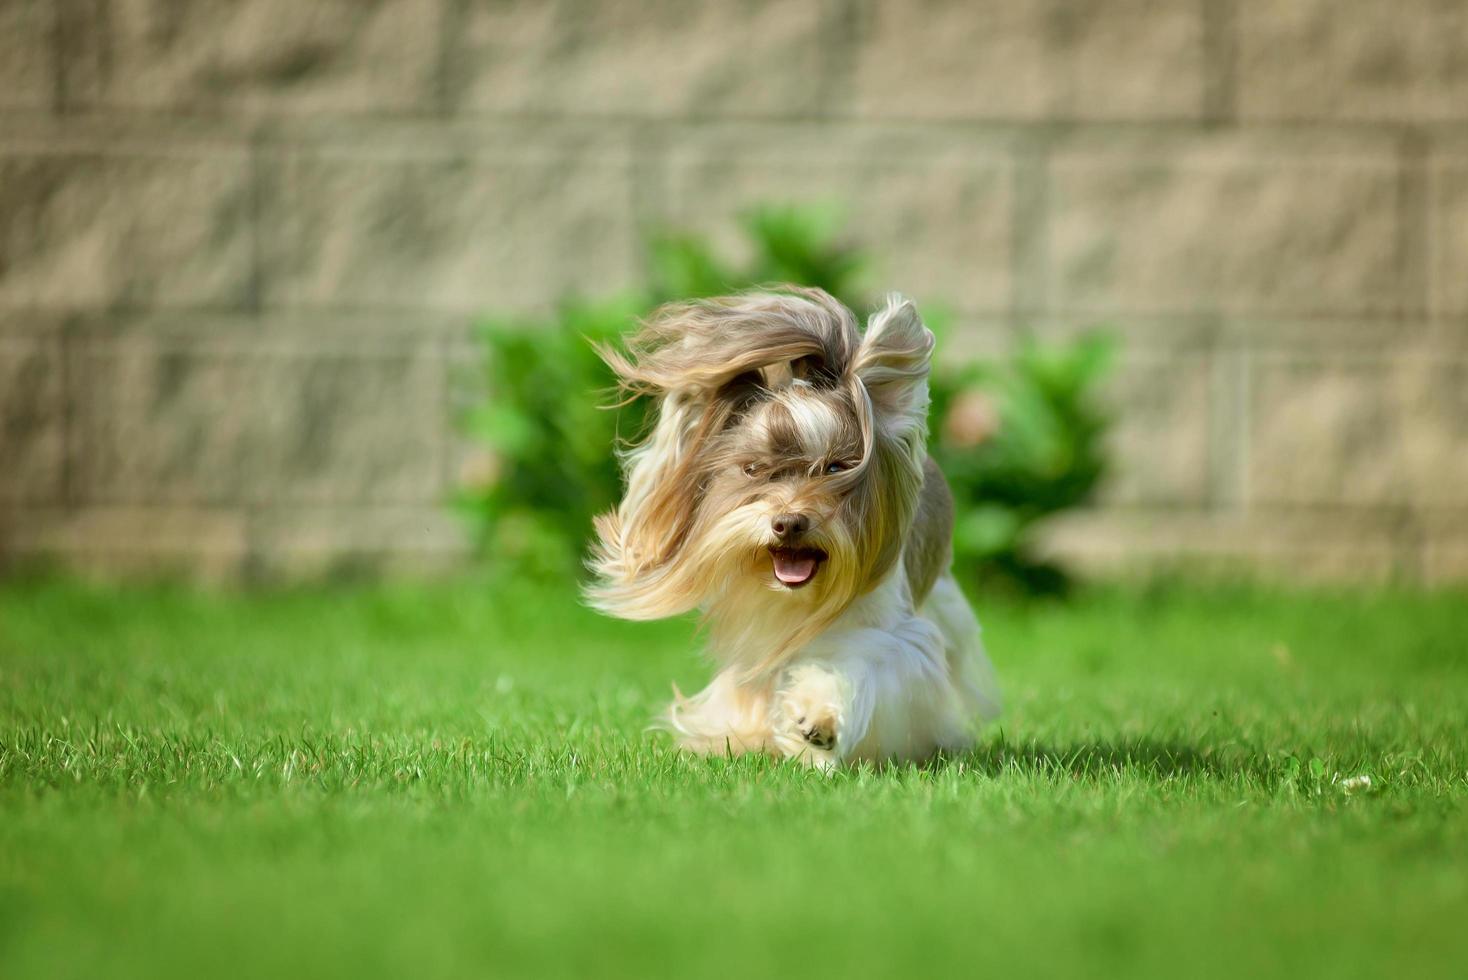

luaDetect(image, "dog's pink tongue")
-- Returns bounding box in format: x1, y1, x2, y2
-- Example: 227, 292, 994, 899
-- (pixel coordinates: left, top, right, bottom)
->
773, 552, 817, 585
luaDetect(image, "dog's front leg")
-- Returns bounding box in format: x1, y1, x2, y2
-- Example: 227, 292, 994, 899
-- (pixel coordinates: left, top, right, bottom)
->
770, 660, 875, 769
663, 667, 780, 757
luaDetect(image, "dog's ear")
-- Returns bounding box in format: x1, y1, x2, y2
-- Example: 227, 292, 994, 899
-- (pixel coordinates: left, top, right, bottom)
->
851, 295, 933, 442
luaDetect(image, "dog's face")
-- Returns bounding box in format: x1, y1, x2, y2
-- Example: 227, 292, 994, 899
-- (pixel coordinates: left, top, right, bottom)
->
588, 288, 933, 666
697, 380, 868, 597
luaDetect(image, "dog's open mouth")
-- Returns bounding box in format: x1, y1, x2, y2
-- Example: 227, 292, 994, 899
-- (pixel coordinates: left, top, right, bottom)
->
769, 547, 827, 588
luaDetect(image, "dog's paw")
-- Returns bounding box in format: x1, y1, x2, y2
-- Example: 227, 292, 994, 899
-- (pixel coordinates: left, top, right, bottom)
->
794, 713, 836, 751
773, 664, 845, 766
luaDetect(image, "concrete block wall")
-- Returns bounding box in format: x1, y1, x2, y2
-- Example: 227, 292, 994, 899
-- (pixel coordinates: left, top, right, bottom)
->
0, 0, 1464, 582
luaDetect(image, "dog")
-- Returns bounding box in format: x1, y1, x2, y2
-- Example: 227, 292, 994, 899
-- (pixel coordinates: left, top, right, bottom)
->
588, 287, 999, 767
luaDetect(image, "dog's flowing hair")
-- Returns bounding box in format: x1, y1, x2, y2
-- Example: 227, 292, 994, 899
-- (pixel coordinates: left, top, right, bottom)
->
588, 287, 998, 766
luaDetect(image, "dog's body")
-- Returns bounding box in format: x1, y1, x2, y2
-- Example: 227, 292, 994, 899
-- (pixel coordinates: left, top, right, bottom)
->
588, 288, 999, 767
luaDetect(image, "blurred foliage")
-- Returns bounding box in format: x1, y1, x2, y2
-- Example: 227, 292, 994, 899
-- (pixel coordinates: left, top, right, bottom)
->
928, 335, 1112, 593
460, 206, 1112, 593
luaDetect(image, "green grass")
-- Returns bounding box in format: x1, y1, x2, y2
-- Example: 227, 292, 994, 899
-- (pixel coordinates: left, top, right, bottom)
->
1, 575, 1466, 979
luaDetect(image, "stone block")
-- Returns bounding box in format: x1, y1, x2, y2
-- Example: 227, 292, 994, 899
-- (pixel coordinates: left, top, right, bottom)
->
663, 127, 1013, 311
849, 0, 1204, 120
0, 505, 250, 581
68, 339, 444, 505
1392, 358, 1468, 510
262, 139, 636, 313
1036, 509, 1413, 584
452, 0, 837, 117
0, 0, 53, 109
1422, 517, 1468, 585
1248, 355, 1468, 508
0, 338, 65, 502
929, 315, 1014, 364
1100, 353, 1212, 507
1048, 137, 1403, 317
0, 145, 253, 310
64, 0, 441, 114
1429, 159, 1468, 317
1237, 0, 1468, 121
246, 506, 470, 579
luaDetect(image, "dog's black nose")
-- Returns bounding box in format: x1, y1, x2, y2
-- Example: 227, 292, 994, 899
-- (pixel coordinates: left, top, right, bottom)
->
771, 513, 809, 541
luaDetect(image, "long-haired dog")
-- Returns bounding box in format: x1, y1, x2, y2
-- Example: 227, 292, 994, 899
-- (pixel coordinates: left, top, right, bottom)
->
588, 287, 999, 767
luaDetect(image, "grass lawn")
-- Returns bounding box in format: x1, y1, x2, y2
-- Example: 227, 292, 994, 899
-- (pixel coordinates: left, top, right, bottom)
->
1, 574, 1465, 979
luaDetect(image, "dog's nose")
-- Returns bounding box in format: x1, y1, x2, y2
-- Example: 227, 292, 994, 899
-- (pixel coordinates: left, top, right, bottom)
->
771, 513, 809, 541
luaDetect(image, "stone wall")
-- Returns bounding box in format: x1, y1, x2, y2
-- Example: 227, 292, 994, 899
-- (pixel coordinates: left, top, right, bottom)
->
1, 0, 1464, 582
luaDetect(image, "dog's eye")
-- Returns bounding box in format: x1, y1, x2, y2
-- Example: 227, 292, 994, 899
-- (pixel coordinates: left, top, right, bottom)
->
825, 461, 851, 475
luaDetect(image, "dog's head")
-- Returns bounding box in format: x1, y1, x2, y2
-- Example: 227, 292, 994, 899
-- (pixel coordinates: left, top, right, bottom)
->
587, 288, 933, 667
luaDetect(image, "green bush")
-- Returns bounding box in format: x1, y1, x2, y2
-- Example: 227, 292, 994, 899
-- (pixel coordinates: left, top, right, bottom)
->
928, 334, 1112, 593
459, 206, 1112, 592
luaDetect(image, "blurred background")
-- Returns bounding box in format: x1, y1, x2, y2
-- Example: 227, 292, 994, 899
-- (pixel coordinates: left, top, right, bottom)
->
1, 0, 1465, 587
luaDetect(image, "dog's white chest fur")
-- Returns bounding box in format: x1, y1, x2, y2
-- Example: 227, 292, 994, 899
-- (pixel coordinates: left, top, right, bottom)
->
668, 568, 1000, 768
